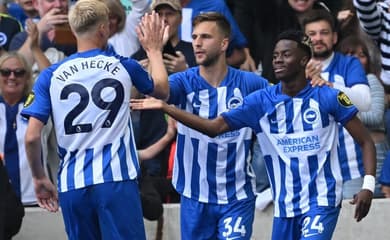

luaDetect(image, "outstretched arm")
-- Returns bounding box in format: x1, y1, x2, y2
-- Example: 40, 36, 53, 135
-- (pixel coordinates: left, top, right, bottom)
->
130, 97, 230, 137
344, 116, 376, 222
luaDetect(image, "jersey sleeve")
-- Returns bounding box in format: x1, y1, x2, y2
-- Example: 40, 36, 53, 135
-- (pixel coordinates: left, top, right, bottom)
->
343, 57, 368, 87
21, 69, 52, 124
122, 58, 154, 95
325, 88, 359, 126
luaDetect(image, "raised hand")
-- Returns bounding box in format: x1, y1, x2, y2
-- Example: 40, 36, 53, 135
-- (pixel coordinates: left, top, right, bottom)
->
37, 8, 68, 35
136, 11, 168, 54
26, 19, 39, 50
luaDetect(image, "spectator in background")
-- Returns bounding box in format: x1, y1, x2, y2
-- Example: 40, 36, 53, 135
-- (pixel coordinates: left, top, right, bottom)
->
0, 13, 23, 51
179, 0, 253, 69
0, 52, 49, 206
8, 0, 40, 28
302, 10, 371, 198
0, 155, 24, 240
353, 0, 390, 85
107, 0, 150, 57
227, 0, 329, 84
338, 36, 388, 198
9, 0, 75, 65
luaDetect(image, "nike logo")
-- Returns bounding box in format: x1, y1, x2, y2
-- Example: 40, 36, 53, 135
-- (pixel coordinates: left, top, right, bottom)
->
226, 236, 242, 240
270, 119, 278, 124
193, 102, 201, 108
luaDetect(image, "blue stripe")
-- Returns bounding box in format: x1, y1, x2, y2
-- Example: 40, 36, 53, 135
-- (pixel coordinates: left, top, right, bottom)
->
278, 156, 287, 217
308, 155, 319, 204
268, 111, 279, 134
66, 150, 78, 190
175, 133, 185, 193
208, 88, 218, 118
57, 146, 67, 192
290, 157, 302, 216
102, 144, 113, 182
243, 139, 255, 198
119, 136, 129, 180
264, 155, 275, 199
337, 126, 351, 181
324, 151, 336, 206
190, 138, 200, 200
128, 122, 140, 177
226, 142, 237, 201
285, 100, 294, 134
83, 148, 94, 186
207, 142, 218, 203
4, 104, 21, 198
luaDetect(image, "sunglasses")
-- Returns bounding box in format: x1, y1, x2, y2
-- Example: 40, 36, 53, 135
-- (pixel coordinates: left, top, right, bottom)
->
0, 68, 27, 77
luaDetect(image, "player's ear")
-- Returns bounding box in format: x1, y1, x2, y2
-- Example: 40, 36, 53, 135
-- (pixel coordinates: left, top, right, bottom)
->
301, 55, 310, 67
221, 37, 229, 52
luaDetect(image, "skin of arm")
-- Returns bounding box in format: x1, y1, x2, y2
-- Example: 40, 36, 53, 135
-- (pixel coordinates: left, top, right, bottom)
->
130, 97, 230, 137
25, 117, 58, 212
136, 12, 169, 100
138, 117, 177, 161
343, 115, 376, 222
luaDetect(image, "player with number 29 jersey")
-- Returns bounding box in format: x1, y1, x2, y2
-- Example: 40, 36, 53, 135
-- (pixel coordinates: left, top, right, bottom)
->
22, 48, 153, 193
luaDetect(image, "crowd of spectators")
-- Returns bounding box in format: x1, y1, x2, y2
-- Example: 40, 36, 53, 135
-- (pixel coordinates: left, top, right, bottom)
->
1, 0, 390, 239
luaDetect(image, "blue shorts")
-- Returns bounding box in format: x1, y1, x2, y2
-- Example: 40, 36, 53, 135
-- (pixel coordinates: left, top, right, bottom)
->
59, 180, 146, 240
272, 206, 341, 240
180, 196, 255, 240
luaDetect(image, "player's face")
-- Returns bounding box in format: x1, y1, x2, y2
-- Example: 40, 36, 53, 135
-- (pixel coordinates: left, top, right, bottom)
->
0, 57, 28, 99
288, 0, 316, 13
304, 20, 337, 59
156, 6, 181, 39
192, 21, 227, 66
33, 0, 68, 17
273, 40, 303, 81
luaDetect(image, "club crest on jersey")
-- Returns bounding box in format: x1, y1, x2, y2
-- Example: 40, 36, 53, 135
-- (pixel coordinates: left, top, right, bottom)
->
337, 92, 353, 107
24, 92, 35, 108
303, 108, 319, 124
227, 96, 243, 110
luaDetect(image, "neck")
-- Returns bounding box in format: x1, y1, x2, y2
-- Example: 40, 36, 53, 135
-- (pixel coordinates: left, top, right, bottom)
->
76, 36, 106, 52
280, 73, 308, 97
3, 93, 23, 106
199, 57, 228, 87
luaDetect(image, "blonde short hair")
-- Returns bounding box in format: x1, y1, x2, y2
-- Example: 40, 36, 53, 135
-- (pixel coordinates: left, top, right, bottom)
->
68, 0, 109, 35
0, 52, 33, 97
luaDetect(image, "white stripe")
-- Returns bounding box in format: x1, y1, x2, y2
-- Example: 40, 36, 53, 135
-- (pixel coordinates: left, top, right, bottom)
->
181, 8, 193, 42
74, 151, 85, 189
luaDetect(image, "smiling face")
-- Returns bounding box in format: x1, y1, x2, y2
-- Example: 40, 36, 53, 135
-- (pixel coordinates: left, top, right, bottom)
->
273, 39, 306, 82
0, 57, 29, 101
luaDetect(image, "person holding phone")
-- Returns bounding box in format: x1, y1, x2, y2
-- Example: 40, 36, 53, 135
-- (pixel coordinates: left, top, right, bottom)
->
132, 0, 196, 74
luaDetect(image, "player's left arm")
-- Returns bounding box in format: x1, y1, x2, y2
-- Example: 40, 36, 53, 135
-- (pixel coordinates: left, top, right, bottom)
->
344, 116, 376, 222
25, 117, 58, 212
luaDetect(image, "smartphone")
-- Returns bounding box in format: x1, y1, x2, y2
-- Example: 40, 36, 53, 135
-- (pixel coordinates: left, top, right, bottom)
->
163, 41, 178, 57
53, 23, 76, 45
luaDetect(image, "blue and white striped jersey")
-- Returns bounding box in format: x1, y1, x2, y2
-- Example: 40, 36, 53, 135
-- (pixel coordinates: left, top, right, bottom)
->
321, 52, 368, 181
222, 83, 358, 217
168, 67, 268, 204
22, 48, 154, 193
0, 97, 52, 204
